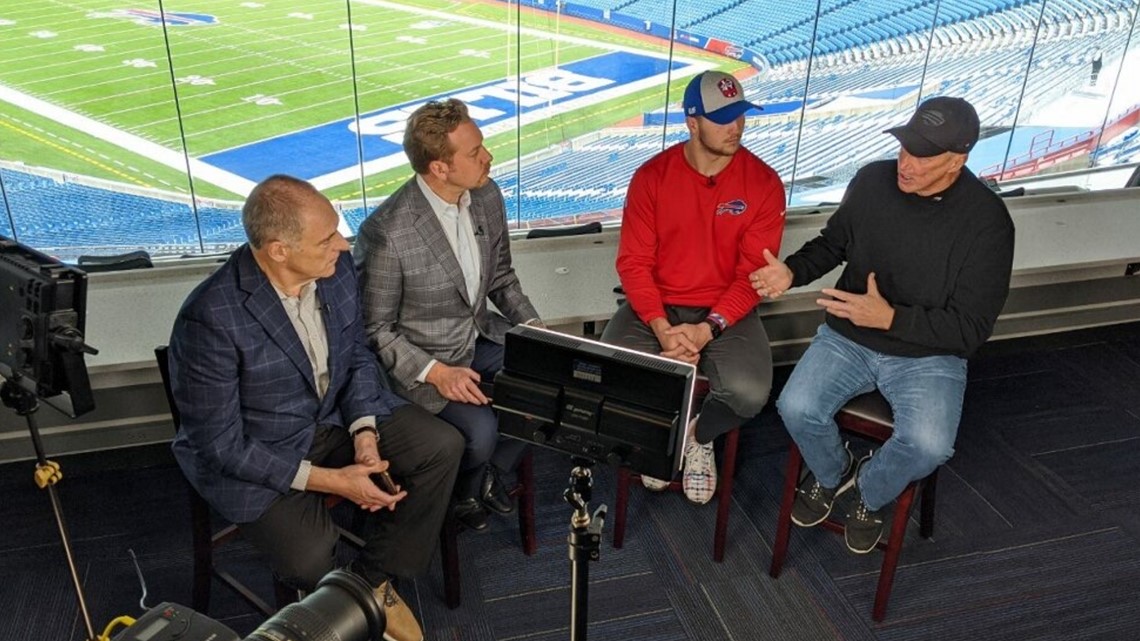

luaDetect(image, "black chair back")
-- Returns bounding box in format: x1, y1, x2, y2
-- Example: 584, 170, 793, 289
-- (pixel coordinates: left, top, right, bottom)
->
525, 221, 602, 239
154, 346, 180, 428
77, 250, 153, 272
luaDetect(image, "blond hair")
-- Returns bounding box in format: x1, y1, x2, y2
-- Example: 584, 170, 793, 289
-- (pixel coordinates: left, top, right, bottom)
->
403, 99, 471, 175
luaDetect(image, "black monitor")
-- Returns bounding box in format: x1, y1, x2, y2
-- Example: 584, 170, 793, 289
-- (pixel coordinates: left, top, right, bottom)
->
0, 236, 96, 417
492, 325, 696, 479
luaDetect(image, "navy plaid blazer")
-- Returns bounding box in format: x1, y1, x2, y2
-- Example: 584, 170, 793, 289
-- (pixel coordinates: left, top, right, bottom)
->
169, 246, 406, 523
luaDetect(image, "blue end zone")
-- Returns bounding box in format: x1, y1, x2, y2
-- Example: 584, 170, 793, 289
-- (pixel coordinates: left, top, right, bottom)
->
202, 51, 690, 184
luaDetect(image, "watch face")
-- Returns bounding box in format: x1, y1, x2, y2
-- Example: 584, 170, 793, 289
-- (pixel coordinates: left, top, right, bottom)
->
704, 319, 721, 338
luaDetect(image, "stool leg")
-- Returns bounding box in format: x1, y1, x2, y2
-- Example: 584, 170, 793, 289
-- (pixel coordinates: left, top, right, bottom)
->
713, 428, 740, 562
440, 512, 461, 609
873, 484, 916, 622
769, 443, 803, 578
613, 467, 631, 549
517, 451, 537, 556
919, 469, 939, 539
190, 491, 213, 613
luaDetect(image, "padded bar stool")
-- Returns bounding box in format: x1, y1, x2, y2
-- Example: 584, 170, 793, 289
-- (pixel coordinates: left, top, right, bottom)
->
769, 390, 939, 621
611, 379, 742, 562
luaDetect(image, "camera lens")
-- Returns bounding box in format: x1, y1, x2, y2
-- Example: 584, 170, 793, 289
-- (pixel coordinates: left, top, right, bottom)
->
245, 570, 384, 641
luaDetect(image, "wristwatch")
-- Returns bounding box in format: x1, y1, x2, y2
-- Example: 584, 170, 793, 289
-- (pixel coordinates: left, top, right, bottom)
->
703, 313, 726, 340
350, 425, 379, 441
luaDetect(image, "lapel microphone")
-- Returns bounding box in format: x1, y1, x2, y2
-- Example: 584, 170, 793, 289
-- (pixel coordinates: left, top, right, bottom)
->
706, 175, 716, 187
473, 225, 485, 237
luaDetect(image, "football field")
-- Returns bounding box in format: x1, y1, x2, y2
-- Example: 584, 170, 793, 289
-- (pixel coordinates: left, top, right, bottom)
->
0, 0, 713, 201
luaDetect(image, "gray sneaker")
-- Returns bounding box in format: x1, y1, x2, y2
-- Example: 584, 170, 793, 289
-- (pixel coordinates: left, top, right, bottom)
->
791, 445, 854, 527
844, 455, 886, 554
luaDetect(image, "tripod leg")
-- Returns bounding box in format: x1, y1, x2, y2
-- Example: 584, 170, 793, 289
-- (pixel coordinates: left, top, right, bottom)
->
17, 399, 97, 641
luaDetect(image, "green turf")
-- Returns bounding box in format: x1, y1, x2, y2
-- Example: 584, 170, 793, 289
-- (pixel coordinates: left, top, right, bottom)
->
0, 0, 738, 202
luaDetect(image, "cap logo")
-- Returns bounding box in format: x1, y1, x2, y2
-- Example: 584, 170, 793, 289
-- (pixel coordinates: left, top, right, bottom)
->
920, 110, 946, 127
717, 78, 738, 98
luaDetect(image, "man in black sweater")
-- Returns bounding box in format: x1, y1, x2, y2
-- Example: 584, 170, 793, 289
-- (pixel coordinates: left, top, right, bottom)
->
750, 96, 1015, 553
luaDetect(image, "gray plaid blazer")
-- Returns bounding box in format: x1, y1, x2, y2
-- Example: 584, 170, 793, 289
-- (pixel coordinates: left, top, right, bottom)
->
355, 177, 538, 413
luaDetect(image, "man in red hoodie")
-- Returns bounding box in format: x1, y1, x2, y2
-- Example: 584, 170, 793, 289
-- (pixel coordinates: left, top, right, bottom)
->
602, 70, 786, 504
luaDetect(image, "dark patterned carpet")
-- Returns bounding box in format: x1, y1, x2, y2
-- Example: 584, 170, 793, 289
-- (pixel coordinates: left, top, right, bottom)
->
3, 322, 1139, 641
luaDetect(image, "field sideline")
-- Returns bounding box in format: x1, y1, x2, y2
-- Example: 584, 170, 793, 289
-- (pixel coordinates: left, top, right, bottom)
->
0, 0, 729, 202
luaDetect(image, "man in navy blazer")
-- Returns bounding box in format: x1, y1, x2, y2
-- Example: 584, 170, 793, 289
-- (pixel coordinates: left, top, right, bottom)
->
170, 175, 462, 641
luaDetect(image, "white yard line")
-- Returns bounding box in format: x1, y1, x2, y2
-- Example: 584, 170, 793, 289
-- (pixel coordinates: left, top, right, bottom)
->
0, 82, 255, 196
356, 0, 674, 57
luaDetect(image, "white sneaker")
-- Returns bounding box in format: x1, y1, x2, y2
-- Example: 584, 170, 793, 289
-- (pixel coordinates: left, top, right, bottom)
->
642, 413, 698, 492
682, 439, 717, 504
641, 474, 670, 491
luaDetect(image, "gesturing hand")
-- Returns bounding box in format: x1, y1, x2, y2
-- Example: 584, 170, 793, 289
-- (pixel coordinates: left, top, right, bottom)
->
818, 272, 895, 330
749, 248, 793, 299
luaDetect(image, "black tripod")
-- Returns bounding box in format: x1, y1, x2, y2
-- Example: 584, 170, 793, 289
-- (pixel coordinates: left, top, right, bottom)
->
1, 375, 97, 641
563, 457, 606, 641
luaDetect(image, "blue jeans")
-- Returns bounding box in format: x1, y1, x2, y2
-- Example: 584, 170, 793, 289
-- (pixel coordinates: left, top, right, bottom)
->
777, 324, 967, 510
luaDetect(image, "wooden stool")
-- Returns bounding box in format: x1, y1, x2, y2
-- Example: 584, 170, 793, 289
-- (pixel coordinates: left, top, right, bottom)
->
769, 390, 939, 621
610, 379, 741, 562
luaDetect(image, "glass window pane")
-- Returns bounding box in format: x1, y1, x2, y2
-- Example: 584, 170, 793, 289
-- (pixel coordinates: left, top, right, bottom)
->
348, 0, 529, 226
1090, 1, 1140, 179
784, 0, 940, 206
166, 0, 365, 252
992, 0, 1136, 183
511, 0, 686, 229
0, 2, 195, 262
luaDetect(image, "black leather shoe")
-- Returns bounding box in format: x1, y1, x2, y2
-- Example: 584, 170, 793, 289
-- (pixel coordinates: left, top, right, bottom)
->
480, 466, 515, 515
453, 498, 489, 532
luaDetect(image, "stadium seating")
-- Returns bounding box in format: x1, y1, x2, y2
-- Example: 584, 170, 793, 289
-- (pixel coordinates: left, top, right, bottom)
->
3, 2, 1136, 251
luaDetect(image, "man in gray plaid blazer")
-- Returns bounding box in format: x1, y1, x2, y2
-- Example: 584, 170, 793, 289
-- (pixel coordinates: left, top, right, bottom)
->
356, 99, 541, 531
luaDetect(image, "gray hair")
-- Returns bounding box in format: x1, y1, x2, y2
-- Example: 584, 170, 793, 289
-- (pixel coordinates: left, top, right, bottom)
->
241, 174, 320, 248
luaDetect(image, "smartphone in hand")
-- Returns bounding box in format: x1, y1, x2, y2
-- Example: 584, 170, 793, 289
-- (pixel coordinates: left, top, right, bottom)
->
371, 470, 398, 494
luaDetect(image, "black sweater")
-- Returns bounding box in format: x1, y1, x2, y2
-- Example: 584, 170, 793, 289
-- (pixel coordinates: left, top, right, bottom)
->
785, 161, 1015, 358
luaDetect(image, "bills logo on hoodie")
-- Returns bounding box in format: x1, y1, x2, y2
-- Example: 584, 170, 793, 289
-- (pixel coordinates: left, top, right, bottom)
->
715, 199, 747, 216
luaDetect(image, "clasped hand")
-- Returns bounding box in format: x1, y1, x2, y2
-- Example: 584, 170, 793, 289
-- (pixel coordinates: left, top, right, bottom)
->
652, 319, 711, 365
348, 437, 405, 512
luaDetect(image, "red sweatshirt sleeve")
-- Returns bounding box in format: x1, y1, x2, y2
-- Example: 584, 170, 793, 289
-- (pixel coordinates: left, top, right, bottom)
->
616, 163, 667, 324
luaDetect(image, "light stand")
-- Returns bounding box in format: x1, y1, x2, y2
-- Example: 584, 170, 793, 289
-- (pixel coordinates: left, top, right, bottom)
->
0, 374, 97, 641
563, 457, 606, 641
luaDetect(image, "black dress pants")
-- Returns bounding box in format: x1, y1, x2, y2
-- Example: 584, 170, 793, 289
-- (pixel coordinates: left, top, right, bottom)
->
240, 404, 463, 590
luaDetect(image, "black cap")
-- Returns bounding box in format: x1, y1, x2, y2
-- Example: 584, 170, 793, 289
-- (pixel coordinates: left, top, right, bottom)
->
885, 96, 980, 157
